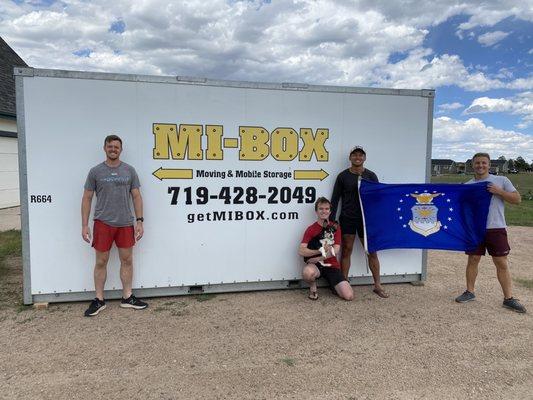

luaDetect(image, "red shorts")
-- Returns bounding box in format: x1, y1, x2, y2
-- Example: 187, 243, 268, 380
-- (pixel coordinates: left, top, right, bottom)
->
465, 228, 510, 257
92, 220, 135, 252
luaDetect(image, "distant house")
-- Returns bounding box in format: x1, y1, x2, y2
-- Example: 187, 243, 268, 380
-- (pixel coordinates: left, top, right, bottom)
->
465, 158, 509, 174
455, 162, 465, 173
0, 36, 27, 208
431, 159, 456, 175
491, 159, 509, 174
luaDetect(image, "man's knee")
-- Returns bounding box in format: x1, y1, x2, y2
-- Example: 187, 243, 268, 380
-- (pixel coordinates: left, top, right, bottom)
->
492, 256, 509, 271
336, 282, 354, 301
120, 255, 133, 266
467, 255, 482, 265
95, 252, 109, 269
341, 242, 354, 256
302, 265, 318, 281
368, 252, 379, 262
341, 290, 354, 301
119, 249, 133, 266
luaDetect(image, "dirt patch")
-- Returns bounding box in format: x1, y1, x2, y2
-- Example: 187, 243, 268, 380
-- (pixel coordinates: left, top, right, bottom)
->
0, 227, 531, 399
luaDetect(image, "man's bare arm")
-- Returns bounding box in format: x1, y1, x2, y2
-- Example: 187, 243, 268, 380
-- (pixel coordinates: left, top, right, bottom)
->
298, 243, 322, 258
81, 190, 94, 243
131, 188, 144, 240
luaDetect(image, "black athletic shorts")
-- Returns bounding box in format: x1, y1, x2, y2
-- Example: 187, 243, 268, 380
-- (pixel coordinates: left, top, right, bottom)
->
316, 264, 346, 288
339, 215, 364, 238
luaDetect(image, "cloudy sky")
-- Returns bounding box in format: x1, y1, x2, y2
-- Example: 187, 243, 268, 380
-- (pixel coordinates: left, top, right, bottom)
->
1, 0, 532, 163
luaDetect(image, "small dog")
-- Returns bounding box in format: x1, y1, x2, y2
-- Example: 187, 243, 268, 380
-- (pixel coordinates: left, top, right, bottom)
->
304, 221, 338, 267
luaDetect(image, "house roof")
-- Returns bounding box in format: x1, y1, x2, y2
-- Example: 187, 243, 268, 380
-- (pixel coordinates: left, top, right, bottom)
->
491, 159, 507, 167
431, 159, 455, 165
0, 36, 28, 117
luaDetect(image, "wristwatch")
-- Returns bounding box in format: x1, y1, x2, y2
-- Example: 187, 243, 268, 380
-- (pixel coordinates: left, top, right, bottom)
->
136, 217, 144, 222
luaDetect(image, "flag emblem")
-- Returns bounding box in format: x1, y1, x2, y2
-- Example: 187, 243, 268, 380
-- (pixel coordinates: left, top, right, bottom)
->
408, 193, 442, 236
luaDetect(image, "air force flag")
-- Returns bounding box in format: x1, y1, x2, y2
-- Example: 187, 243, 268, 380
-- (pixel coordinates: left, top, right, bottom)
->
359, 180, 492, 253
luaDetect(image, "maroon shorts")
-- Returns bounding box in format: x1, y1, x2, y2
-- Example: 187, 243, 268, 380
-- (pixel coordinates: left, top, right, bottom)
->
92, 220, 135, 252
465, 228, 510, 257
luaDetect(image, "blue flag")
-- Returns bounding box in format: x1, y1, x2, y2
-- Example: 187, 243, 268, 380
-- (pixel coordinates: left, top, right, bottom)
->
359, 180, 492, 253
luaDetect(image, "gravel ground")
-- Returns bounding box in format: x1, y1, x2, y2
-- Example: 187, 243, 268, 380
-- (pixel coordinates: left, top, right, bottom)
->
0, 226, 531, 400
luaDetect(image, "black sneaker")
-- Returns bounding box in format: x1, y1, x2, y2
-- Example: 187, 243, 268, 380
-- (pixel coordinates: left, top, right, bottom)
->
455, 290, 475, 303
120, 294, 148, 310
503, 298, 526, 313
84, 298, 106, 317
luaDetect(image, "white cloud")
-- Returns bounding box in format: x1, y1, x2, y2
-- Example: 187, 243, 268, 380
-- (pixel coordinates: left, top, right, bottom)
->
433, 116, 533, 161
507, 76, 533, 90
456, 1, 533, 30
1, 1, 531, 160
464, 97, 515, 113
376, 50, 507, 91
357, 0, 533, 29
495, 67, 513, 79
464, 93, 533, 129
0, 0, 530, 92
438, 102, 463, 112
477, 31, 510, 47
374, 48, 533, 91
0, 0, 432, 84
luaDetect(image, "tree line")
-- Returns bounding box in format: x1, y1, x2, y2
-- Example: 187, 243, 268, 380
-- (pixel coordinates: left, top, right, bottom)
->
497, 156, 533, 171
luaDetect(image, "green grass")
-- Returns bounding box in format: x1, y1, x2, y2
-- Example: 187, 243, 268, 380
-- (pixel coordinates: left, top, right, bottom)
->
431, 173, 533, 226
0, 230, 22, 278
152, 300, 189, 316
196, 293, 216, 302
16, 303, 32, 313
280, 357, 295, 367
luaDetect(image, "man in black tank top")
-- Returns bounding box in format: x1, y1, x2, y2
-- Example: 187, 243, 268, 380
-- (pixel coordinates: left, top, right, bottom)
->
330, 146, 389, 298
